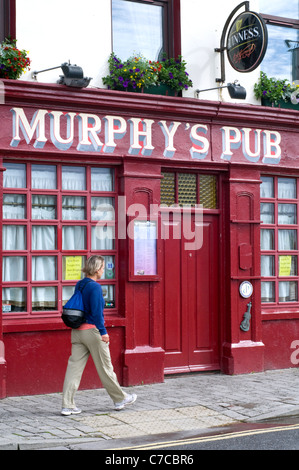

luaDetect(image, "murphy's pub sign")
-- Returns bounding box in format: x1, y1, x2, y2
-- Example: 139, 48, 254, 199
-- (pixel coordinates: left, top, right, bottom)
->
5, 107, 285, 166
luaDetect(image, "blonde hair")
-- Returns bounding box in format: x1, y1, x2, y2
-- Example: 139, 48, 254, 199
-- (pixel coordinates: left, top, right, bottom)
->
82, 255, 104, 276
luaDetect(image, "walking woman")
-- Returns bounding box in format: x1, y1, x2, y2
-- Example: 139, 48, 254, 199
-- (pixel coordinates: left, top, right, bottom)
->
61, 255, 137, 415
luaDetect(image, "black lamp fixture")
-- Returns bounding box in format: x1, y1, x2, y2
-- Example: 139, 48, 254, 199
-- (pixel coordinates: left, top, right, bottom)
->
195, 80, 247, 100
32, 62, 92, 88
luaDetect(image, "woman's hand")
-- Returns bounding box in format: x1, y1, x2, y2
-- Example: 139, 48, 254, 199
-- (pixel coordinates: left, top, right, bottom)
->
101, 334, 110, 343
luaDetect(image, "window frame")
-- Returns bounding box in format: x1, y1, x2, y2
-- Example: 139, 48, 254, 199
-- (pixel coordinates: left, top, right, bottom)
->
160, 170, 219, 211
0, 0, 15, 42
112, 0, 181, 59
260, 7, 299, 81
2, 161, 118, 322
260, 174, 299, 318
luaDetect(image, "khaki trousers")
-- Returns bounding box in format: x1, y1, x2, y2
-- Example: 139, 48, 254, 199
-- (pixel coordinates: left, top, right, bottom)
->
62, 328, 126, 408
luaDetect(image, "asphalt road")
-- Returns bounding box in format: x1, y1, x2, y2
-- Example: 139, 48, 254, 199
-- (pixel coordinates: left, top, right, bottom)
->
109, 417, 299, 452
158, 423, 299, 450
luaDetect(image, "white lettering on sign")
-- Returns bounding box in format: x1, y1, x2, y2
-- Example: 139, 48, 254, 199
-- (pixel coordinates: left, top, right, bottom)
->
10, 107, 283, 165
220, 126, 282, 164
11, 108, 48, 148
158, 120, 181, 158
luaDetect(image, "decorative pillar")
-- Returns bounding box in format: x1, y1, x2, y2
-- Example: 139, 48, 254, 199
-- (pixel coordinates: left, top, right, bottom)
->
118, 160, 164, 386
222, 166, 264, 374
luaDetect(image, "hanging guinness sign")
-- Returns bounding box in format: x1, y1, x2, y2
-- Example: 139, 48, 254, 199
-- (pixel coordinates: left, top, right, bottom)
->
227, 11, 268, 73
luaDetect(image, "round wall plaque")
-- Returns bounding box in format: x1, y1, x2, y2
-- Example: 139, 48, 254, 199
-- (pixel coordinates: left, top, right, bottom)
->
227, 11, 268, 73
239, 281, 253, 299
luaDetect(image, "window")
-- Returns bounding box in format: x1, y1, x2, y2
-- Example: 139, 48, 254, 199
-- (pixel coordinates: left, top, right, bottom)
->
112, 0, 180, 60
260, 176, 299, 304
0, 0, 15, 42
160, 172, 217, 209
2, 162, 116, 319
260, 1, 299, 81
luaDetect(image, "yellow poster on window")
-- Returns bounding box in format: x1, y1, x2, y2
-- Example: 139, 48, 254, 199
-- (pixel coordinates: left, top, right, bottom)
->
279, 256, 292, 277
65, 256, 82, 280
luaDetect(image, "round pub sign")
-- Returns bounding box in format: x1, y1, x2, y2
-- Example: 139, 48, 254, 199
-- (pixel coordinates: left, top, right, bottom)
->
227, 11, 268, 73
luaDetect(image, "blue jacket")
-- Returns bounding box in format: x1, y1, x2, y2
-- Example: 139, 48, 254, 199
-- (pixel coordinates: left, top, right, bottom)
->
76, 277, 107, 335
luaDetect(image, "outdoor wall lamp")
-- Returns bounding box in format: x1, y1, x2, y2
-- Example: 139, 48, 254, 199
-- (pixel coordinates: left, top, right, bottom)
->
195, 81, 247, 100
32, 62, 92, 88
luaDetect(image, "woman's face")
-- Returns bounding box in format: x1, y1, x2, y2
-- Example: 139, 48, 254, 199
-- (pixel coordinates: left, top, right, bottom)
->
97, 262, 105, 279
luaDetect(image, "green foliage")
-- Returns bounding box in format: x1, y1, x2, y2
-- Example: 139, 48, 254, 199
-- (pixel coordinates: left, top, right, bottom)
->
254, 71, 299, 105
102, 53, 159, 90
157, 55, 193, 91
102, 53, 193, 93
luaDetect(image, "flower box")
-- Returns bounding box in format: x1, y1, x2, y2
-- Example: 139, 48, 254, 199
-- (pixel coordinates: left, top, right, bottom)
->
144, 84, 177, 96
261, 98, 299, 111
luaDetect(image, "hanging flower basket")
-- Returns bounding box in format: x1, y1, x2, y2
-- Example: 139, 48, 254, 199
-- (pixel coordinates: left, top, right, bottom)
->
0, 38, 31, 79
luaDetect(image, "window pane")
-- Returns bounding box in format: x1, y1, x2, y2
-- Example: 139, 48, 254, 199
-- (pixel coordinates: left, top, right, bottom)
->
260, 176, 274, 198
31, 164, 57, 189
32, 195, 56, 220
32, 226, 56, 250
279, 255, 297, 276
91, 225, 115, 250
63, 285, 75, 305
261, 203, 275, 224
261, 281, 275, 302
260, 1, 299, 19
91, 197, 115, 220
62, 166, 86, 190
91, 168, 114, 191
279, 281, 298, 302
199, 175, 217, 209
3, 287, 27, 312
4, 163, 26, 188
261, 255, 275, 276
32, 256, 57, 280
278, 204, 297, 224
62, 256, 86, 280
3, 194, 26, 219
62, 226, 86, 250
32, 286, 57, 310
3, 225, 26, 250
278, 178, 296, 199
102, 256, 115, 279
112, 0, 164, 60
102, 285, 115, 308
262, 25, 298, 81
178, 173, 197, 206
278, 229, 297, 250
62, 196, 86, 220
261, 229, 275, 250
161, 172, 175, 206
3, 256, 26, 281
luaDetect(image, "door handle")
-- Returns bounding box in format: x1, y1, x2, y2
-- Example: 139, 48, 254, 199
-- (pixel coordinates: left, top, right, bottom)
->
240, 302, 252, 332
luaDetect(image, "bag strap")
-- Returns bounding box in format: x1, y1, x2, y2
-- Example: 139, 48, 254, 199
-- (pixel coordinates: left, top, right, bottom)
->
77, 278, 93, 293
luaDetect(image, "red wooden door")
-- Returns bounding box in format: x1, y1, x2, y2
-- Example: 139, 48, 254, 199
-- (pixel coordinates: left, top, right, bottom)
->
162, 214, 220, 373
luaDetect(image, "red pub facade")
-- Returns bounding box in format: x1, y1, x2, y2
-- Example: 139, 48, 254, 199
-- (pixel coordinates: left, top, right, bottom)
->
0, 78, 299, 398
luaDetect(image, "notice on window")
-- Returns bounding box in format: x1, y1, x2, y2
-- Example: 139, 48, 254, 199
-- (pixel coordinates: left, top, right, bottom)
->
134, 221, 157, 276
65, 256, 82, 280
279, 256, 292, 277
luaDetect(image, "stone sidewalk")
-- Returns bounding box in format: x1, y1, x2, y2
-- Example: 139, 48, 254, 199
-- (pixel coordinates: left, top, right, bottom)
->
0, 368, 298, 450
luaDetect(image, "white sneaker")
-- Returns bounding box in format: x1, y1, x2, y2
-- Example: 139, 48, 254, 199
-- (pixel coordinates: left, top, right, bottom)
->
61, 407, 82, 416
114, 393, 137, 411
